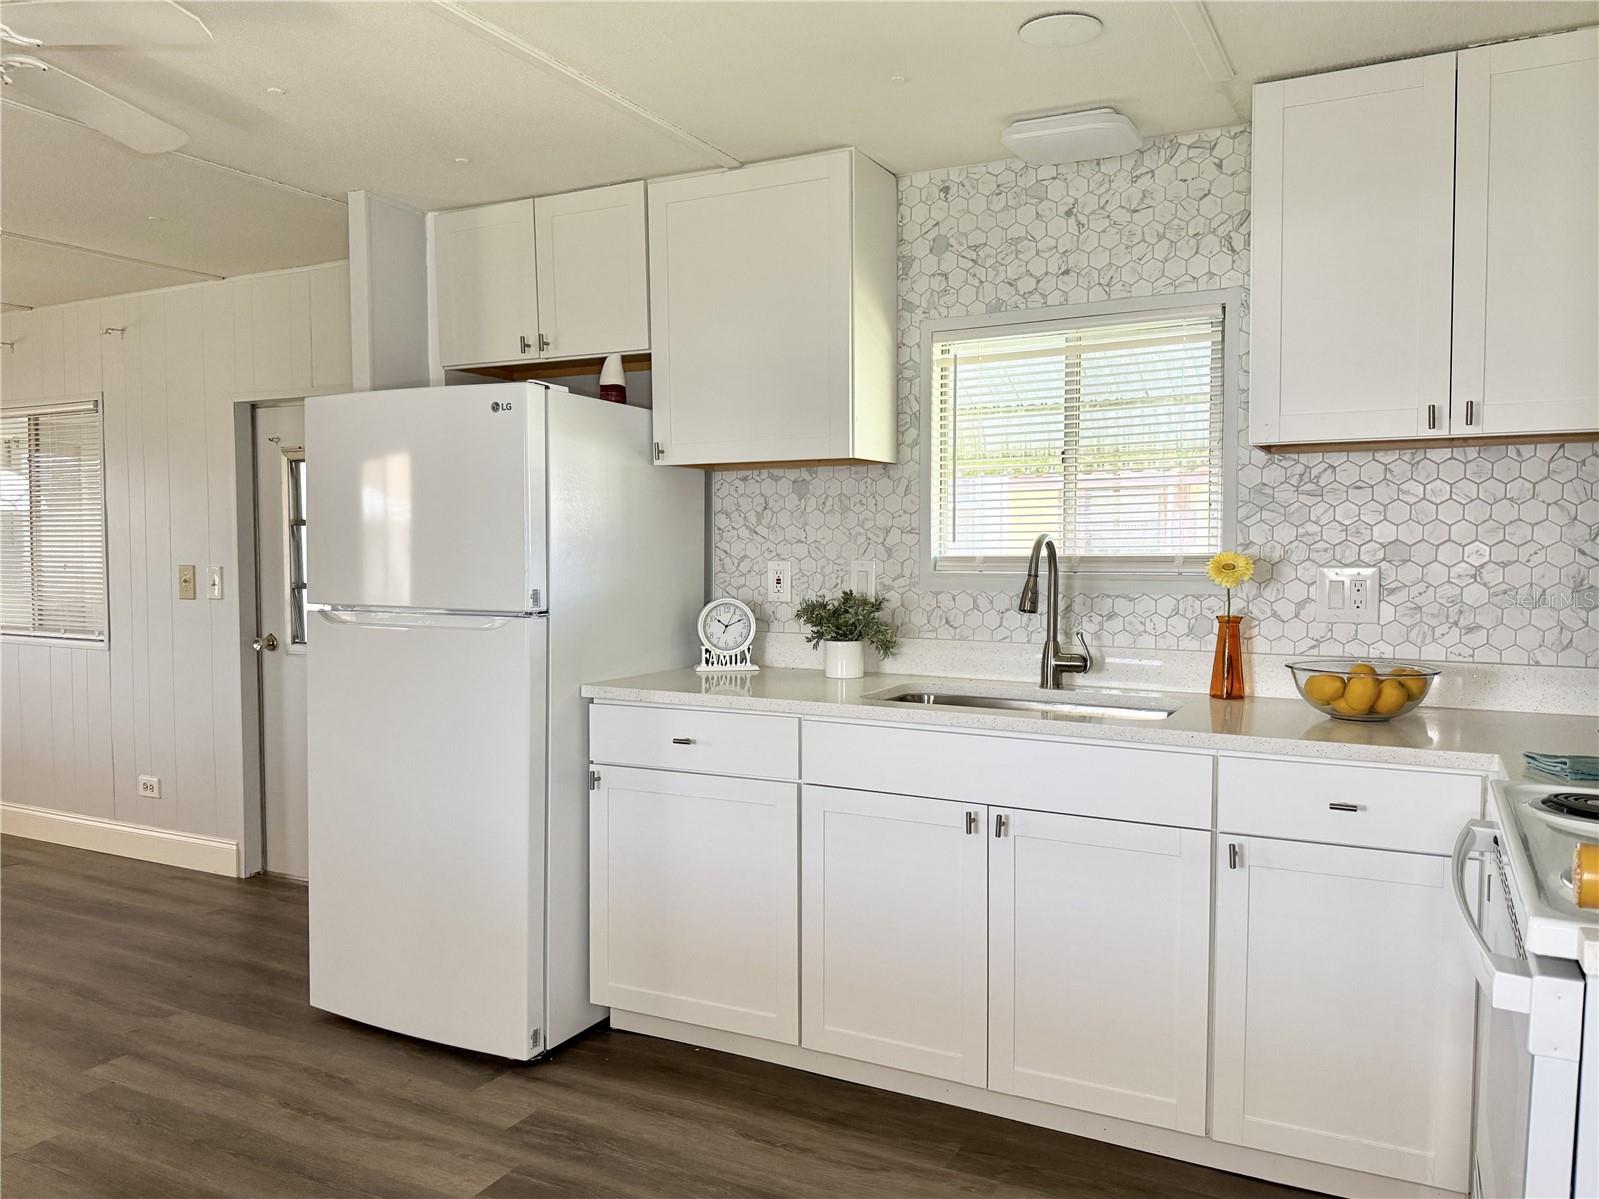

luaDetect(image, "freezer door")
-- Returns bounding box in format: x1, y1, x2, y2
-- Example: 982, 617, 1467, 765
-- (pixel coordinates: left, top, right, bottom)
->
306, 383, 547, 613
307, 608, 547, 1059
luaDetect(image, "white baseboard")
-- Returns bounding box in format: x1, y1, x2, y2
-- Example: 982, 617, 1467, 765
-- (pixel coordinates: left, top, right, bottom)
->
1, 803, 240, 876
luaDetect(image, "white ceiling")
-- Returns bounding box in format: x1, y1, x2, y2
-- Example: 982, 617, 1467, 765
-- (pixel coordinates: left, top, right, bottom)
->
2, 0, 1594, 308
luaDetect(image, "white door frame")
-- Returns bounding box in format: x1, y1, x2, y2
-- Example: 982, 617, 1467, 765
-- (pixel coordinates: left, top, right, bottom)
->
230, 385, 345, 877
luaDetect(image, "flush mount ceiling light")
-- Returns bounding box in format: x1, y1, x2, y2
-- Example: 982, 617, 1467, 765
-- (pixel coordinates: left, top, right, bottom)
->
264, 85, 286, 96
1000, 108, 1141, 164
1017, 12, 1103, 48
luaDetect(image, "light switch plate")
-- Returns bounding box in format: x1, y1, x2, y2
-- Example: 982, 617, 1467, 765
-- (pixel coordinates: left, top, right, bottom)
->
176, 564, 197, 600
1315, 565, 1379, 623
766, 561, 792, 603
849, 560, 878, 599
206, 566, 224, 600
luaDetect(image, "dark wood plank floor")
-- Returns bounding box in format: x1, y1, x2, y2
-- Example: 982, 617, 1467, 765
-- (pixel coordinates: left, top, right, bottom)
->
3, 836, 1314, 1198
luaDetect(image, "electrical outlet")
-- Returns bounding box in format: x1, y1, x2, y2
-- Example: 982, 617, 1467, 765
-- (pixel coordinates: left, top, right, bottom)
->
176, 564, 197, 600
138, 775, 161, 799
849, 560, 878, 599
767, 561, 792, 603
206, 566, 224, 600
1315, 565, 1379, 623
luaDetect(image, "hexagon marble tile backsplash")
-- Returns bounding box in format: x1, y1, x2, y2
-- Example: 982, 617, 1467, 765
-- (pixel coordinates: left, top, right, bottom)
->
711, 125, 1599, 668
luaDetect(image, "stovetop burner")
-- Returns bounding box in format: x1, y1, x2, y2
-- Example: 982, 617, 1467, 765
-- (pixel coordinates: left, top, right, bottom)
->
1537, 791, 1599, 823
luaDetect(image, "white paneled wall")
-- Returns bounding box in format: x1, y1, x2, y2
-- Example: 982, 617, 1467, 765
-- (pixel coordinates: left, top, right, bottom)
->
1, 262, 350, 851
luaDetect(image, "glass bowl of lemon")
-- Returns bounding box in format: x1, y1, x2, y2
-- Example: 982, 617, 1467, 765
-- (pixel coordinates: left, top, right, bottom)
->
1285, 659, 1441, 721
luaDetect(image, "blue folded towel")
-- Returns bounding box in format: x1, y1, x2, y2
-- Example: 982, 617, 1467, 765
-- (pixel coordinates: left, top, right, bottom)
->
1525, 753, 1599, 782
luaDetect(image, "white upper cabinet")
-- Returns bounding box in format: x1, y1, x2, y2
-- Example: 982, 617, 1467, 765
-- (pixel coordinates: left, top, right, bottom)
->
433, 199, 539, 369
533, 181, 649, 361
648, 148, 897, 467
433, 183, 649, 370
988, 809, 1211, 1135
1252, 30, 1599, 447
1452, 27, 1599, 437
1211, 836, 1476, 1191
1250, 54, 1457, 445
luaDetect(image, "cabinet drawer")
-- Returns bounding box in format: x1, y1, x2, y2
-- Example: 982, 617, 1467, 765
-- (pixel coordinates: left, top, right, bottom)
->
591, 703, 799, 779
803, 720, 1212, 829
1217, 756, 1481, 854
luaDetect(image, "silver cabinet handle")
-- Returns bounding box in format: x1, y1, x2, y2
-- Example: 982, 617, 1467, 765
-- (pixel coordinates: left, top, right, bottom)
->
1328, 802, 1361, 812
1228, 842, 1240, 870
519, 335, 533, 355
1465, 400, 1476, 427
1427, 403, 1438, 431
670, 737, 695, 745
252, 633, 279, 652
538, 332, 551, 351
994, 813, 1009, 838
965, 811, 978, 835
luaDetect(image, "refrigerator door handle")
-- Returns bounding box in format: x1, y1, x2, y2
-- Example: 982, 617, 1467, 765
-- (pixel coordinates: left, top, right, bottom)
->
314, 607, 526, 632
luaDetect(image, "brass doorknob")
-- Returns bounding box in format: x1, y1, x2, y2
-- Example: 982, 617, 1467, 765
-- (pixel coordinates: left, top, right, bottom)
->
252, 633, 279, 652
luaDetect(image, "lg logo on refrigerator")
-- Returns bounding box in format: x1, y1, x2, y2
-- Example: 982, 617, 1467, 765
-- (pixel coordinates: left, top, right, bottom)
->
490, 401, 514, 413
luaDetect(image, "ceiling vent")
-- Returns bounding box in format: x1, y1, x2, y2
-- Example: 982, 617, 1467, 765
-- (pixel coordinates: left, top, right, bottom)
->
1000, 108, 1141, 165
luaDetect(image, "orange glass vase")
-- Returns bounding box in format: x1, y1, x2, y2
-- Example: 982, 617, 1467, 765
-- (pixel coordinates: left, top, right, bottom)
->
1209, 614, 1246, 700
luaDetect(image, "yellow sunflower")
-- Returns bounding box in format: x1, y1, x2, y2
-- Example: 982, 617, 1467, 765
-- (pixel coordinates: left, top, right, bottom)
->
1206, 551, 1255, 589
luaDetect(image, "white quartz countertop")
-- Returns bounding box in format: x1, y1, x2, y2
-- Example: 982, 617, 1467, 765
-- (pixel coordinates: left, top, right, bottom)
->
582, 667, 1598, 776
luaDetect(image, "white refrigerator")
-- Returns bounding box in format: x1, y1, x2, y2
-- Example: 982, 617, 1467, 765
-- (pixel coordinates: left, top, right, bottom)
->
304, 381, 703, 1059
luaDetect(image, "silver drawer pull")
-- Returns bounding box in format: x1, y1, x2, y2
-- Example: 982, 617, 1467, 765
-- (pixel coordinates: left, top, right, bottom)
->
671, 737, 695, 745
1328, 802, 1361, 812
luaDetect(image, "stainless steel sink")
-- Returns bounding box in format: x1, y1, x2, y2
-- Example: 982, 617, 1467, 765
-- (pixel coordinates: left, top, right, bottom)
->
874, 690, 1176, 721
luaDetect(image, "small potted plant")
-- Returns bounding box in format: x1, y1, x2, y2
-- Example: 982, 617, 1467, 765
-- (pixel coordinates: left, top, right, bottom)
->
796, 590, 898, 679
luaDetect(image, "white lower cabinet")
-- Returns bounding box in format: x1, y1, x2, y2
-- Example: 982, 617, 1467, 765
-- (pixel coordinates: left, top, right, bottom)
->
800, 786, 988, 1085
589, 765, 798, 1043
1211, 835, 1476, 1191
989, 809, 1212, 1134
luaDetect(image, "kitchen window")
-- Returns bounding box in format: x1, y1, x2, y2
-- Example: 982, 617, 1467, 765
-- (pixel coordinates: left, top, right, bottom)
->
0, 396, 108, 642
923, 293, 1236, 584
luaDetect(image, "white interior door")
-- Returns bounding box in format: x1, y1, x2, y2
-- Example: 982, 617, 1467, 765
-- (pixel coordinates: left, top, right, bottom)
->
253, 404, 308, 879
800, 785, 988, 1085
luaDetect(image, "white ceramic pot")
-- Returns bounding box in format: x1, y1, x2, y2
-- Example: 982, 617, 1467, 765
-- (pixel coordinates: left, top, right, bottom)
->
823, 640, 865, 679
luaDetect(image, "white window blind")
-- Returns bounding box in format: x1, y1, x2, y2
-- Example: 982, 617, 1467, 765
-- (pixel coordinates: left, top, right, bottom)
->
930, 306, 1225, 573
0, 397, 108, 641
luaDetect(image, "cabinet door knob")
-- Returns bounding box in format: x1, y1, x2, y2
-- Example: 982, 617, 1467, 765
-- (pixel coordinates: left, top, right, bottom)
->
994, 813, 1009, 838
1427, 403, 1438, 431
520, 335, 533, 355
1465, 400, 1476, 427
965, 811, 978, 835
1228, 842, 1240, 870
538, 332, 551, 351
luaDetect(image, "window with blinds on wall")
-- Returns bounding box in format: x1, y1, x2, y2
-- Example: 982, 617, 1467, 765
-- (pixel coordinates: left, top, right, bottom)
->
929, 305, 1227, 574
0, 397, 108, 641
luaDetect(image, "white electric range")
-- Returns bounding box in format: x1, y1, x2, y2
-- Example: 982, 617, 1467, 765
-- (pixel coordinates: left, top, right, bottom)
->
1455, 782, 1598, 1198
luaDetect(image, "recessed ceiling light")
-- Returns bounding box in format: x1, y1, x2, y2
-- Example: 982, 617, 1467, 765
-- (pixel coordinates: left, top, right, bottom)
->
146, 215, 164, 222
1018, 12, 1103, 47
888, 74, 909, 85
453, 156, 471, 164
264, 85, 287, 96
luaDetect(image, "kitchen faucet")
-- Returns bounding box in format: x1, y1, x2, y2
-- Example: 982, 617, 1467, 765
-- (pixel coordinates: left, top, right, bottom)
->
1017, 533, 1092, 689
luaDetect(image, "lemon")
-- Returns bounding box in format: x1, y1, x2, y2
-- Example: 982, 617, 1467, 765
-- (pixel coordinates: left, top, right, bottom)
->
1373, 678, 1409, 715
1342, 675, 1380, 713
1387, 666, 1429, 700
1328, 698, 1360, 716
1348, 662, 1378, 677
1303, 674, 1346, 704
